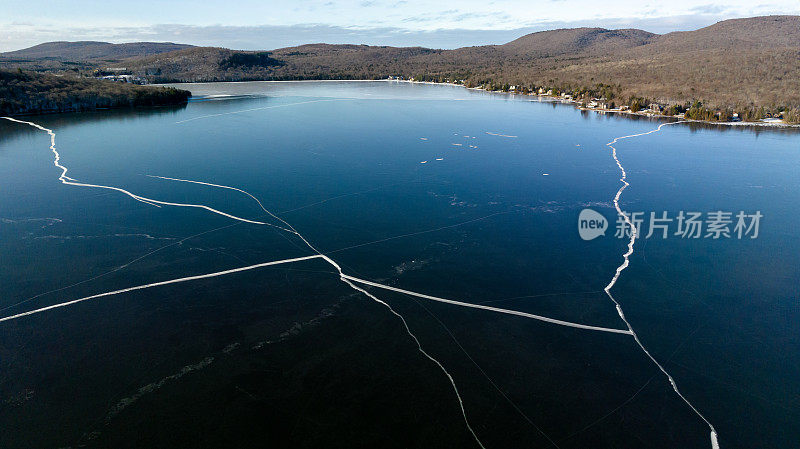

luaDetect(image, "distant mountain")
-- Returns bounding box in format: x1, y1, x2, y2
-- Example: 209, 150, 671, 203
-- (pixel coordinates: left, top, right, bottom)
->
1, 41, 194, 61
650, 15, 800, 51
500, 27, 656, 56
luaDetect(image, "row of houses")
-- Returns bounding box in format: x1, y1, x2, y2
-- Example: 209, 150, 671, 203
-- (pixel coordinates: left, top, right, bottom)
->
97, 74, 148, 84
94, 68, 148, 84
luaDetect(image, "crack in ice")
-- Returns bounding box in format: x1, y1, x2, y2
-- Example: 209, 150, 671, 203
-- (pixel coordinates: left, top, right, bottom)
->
0, 255, 323, 323
1, 116, 488, 449
2, 114, 717, 448
342, 276, 631, 335
603, 120, 720, 449
144, 175, 630, 335
0, 117, 293, 232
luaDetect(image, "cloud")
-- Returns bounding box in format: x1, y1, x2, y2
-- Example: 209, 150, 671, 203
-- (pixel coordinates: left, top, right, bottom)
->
689, 4, 730, 15
400, 9, 512, 25
402, 13, 454, 24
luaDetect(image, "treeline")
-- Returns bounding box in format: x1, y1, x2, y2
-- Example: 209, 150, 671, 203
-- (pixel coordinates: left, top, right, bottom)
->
119, 43, 800, 124
412, 77, 800, 124
123, 46, 439, 83
428, 74, 800, 124
0, 69, 190, 116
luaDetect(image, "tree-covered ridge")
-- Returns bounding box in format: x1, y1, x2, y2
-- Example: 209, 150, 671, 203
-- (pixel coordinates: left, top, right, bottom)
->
2, 16, 798, 123
1, 41, 193, 61
115, 16, 800, 123
0, 70, 191, 116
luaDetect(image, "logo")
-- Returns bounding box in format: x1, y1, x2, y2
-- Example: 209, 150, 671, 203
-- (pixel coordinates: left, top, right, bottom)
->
578, 208, 607, 240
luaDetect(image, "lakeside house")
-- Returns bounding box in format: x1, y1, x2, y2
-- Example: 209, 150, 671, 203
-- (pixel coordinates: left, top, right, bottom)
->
97, 74, 147, 84
100, 74, 134, 83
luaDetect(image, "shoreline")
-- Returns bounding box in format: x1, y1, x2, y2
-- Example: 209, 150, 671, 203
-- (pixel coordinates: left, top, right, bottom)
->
0, 102, 188, 118
179, 78, 800, 130
8, 77, 800, 130
391, 79, 800, 129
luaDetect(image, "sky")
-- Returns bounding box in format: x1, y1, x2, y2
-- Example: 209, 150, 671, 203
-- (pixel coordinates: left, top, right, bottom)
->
2, 0, 799, 52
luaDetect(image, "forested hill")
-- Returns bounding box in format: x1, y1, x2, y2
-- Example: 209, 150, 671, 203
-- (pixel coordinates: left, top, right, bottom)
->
117, 15, 800, 112
1, 41, 193, 61
0, 70, 191, 116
